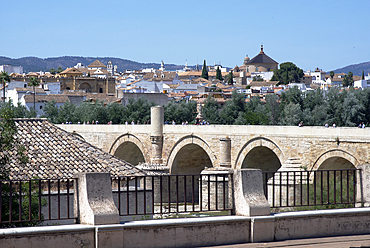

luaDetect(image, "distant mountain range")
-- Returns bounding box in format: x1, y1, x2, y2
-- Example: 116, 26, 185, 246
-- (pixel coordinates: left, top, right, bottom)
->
0, 56, 189, 73
332, 61, 370, 76
0, 56, 369, 76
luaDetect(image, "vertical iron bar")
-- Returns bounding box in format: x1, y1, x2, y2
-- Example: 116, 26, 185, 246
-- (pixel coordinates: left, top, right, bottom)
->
264, 172, 267, 199
200, 175, 203, 211
28, 180, 32, 221
293, 172, 296, 206
58, 179, 61, 220
333, 170, 336, 204
48, 180, 51, 220
215, 174, 218, 210
223, 174, 226, 210
117, 178, 121, 215
38, 180, 41, 220
353, 170, 356, 206
184, 175, 187, 212
135, 177, 138, 215
9, 181, 12, 222
327, 171, 330, 205
67, 179, 70, 219
306, 171, 310, 206
151, 176, 155, 214
19, 180, 22, 221
313, 171, 316, 206
143, 176, 146, 215
279, 172, 282, 207
176, 175, 179, 213
300, 171, 303, 206
320, 171, 323, 205
286, 172, 289, 207
126, 177, 129, 215
192, 175, 195, 212
208, 174, 211, 211
168, 175, 171, 213
347, 170, 350, 204
160, 176, 163, 214
340, 170, 343, 203
272, 173, 275, 207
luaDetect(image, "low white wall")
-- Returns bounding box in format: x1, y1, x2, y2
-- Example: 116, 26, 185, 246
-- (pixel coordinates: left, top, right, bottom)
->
3, 208, 370, 247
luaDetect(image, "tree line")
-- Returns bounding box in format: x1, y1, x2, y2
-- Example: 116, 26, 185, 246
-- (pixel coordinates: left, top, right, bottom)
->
1, 86, 369, 127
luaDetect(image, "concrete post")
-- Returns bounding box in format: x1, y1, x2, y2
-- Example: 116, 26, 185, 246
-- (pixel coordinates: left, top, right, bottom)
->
356, 164, 370, 207
219, 138, 231, 167
151, 106, 164, 164
232, 169, 270, 216
74, 172, 119, 225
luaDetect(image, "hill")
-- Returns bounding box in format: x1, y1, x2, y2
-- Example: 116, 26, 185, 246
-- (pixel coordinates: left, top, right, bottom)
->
332, 61, 370, 76
0, 56, 188, 73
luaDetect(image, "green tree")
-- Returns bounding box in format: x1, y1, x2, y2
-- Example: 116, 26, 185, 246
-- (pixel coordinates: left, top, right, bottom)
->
57, 67, 63, 73
215, 67, 222, 80
164, 100, 197, 124
202, 96, 220, 124
252, 75, 263, 81
219, 91, 246, 124
342, 72, 354, 87
271, 62, 304, 85
49, 68, 56, 75
28, 77, 40, 110
264, 94, 280, 125
0, 71, 10, 101
330, 71, 334, 79
280, 102, 302, 126
201, 60, 208, 80
40, 100, 59, 123
227, 71, 233, 85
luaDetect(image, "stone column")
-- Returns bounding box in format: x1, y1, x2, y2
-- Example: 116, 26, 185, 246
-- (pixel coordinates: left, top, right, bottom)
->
74, 172, 119, 225
151, 106, 164, 164
219, 137, 231, 167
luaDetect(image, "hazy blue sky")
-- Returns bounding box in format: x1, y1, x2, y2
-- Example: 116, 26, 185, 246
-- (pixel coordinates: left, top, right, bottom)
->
1, 0, 369, 72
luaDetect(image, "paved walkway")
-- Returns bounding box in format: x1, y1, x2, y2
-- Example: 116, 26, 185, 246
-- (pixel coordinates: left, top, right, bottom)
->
198, 234, 370, 248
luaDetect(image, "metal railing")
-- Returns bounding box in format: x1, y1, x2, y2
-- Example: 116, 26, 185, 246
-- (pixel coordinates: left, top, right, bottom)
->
112, 173, 233, 217
0, 178, 76, 227
262, 169, 359, 208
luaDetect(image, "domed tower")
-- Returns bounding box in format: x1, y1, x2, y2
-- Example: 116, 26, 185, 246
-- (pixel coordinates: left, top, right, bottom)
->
107, 60, 113, 75
244, 55, 250, 65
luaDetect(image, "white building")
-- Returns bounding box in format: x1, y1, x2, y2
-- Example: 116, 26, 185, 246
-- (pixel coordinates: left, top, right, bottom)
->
0, 65, 23, 74
305, 68, 326, 85
354, 79, 370, 89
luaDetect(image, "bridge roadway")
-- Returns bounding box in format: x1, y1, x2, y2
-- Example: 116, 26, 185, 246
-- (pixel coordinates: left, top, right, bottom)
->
58, 123, 370, 174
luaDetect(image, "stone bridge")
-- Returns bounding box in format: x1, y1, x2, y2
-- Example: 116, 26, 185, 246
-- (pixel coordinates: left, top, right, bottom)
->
58, 107, 370, 174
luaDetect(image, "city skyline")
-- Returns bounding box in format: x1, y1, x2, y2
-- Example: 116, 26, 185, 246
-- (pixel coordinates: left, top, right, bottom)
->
1, 0, 369, 72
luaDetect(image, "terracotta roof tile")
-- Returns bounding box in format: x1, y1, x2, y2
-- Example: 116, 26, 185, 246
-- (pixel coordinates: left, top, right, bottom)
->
7, 119, 145, 180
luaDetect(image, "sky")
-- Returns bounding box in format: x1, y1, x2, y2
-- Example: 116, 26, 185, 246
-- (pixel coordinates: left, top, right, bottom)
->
1, 0, 369, 72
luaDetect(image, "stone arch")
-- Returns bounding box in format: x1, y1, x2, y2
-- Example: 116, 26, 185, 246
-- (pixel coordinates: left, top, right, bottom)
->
79, 82, 92, 92
167, 135, 216, 174
311, 149, 358, 171
109, 133, 150, 165
235, 137, 284, 171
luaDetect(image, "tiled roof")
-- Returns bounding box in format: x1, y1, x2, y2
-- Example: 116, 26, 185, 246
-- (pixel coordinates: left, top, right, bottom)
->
246, 46, 278, 65
88, 59, 107, 68
24, 94, 70, 103
85, 93, 121, 104
8, 119, 145, 180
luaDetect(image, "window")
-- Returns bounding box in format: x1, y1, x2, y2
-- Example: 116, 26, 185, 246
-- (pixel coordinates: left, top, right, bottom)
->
99, 88, 103, 93
255, 67, 258, 72
40, 106, 42, 110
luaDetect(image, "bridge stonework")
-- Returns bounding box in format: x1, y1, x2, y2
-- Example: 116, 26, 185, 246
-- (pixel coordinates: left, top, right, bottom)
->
59, 120, 370, 174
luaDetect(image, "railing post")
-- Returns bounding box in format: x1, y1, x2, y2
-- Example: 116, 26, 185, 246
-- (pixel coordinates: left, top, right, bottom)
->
74, 172, 119, 225
356, 164, 370, 207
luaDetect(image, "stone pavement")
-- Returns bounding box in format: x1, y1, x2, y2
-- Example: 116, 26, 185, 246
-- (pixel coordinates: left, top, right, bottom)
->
198, 234, 370, 248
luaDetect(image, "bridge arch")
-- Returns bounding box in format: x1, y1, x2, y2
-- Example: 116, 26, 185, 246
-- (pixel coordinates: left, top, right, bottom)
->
166, 135, 216, 174
109, 133, 150, 165
235, 137, 284, 172
311, 149, 359, 170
